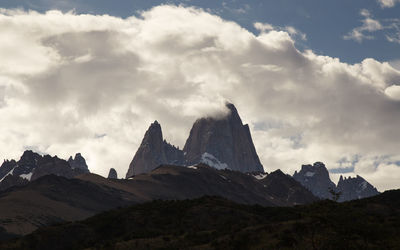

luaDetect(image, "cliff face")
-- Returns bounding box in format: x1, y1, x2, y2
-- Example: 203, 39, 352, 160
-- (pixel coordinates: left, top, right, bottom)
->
183, 103, 263, 172
337, 175, 379, 201
126, 103, 264, 178
126, 121, 184, 177
293, 162, 380, 201
293, 162, 336, 199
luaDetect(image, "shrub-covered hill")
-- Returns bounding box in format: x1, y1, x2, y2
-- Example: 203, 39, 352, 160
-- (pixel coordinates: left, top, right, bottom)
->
1, 190, 399, 250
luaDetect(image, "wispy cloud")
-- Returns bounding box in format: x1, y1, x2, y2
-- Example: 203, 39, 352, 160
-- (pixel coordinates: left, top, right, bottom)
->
377, 0, 400, 8
343, 9, 383, 42
344, 9, 400, 44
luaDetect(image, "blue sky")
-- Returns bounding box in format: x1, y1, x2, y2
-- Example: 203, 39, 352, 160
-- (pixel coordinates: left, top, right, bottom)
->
2, 0, 400, 64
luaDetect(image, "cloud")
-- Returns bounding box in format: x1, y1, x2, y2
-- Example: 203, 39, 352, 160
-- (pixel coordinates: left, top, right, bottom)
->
345, 9, 400, 44
344, 9, 383, 42
254, 22, 307, 41
0, 5, 400, 191
377, 0, 400, 8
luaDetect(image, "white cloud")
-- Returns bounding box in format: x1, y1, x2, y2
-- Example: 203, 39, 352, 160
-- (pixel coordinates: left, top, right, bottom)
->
377, 0, 400, 8
345, 9, 400, 44
0, 6, 400, 191
254, 22, 307, 41
344, 9, 383, 42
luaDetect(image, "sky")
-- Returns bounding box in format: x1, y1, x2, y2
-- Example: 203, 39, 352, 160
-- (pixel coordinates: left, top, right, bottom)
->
0, 0, 399, 191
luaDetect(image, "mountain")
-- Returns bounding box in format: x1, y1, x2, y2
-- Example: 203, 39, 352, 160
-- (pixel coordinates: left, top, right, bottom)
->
337, 175, 379, 202
183, 103, 263, 173
256, 169, 319, 205
2, 190, 399, 250
67, 153, 89, 173
126, 103, 264, 177
293, 162, 379, 201
0, 164, 317, 237
0, 151, 89, 191
126, 121, 184, 177
293, 162, 336, 199
107, 168, 118, 179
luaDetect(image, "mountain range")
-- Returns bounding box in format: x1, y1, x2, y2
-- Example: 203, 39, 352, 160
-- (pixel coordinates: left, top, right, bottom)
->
0, 103, 382, 240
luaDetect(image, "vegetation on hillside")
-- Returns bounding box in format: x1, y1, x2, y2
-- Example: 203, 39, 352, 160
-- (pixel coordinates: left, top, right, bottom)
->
1, 190, 399, 249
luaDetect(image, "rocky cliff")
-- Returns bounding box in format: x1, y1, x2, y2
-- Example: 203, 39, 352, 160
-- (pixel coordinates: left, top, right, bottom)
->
337, 175, 379, 202
293, 162, 336, 199
183, 103, 263, 173
126, 121, 184, 177
126, 103, 264, 177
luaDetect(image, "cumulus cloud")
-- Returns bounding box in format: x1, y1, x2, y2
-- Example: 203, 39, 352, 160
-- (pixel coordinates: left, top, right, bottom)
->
0, 5, 400, 191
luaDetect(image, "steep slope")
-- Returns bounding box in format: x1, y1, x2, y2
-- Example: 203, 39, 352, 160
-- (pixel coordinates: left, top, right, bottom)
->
183, 103, 263, 173
0, 175, 137, 236
337, 175, 380, 201
3, 190, 399, 250
293, 162, 336, 199
126, 121, 184, 177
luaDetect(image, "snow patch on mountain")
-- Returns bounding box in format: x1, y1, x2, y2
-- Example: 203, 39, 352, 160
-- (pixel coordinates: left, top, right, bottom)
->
0, 166, 16, 182
254, 173, 268, 180
20, 172, 33, 181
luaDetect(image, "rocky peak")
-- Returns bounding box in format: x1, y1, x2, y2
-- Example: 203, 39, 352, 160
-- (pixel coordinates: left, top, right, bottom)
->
68, 153, 89, 173
337, 175, 379, 202
259, 169, 319, 204
126, 121, 184, 178
0, 151, 90, 189
183, 102, 264, 173
108, 168, 118, 179
293, 162, 336, 199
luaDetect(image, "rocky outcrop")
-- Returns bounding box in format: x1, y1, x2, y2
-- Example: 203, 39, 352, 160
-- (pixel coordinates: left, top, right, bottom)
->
68, 153, 89, 173
337, 175, 379, 202
108, 168, 118, 179
293, 162, 380, 201
126, 121, 184, 177
293, 162, 336, 199
0, 150, 90, 188
183, 103, 263, 172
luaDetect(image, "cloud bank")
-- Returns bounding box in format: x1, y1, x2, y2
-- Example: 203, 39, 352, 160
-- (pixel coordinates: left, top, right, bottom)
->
0, 6, 400, 191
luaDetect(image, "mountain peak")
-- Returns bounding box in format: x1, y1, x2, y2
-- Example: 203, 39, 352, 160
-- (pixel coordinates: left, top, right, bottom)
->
126, 121, 184, 177
183, 103, 263, 173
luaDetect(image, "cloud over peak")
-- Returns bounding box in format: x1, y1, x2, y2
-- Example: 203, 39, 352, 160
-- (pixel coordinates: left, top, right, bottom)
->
0, 5, 399, 191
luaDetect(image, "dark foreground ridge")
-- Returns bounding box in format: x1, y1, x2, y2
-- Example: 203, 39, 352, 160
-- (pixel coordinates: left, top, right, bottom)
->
1, 190, 399, 250
0, 164, 317, 236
